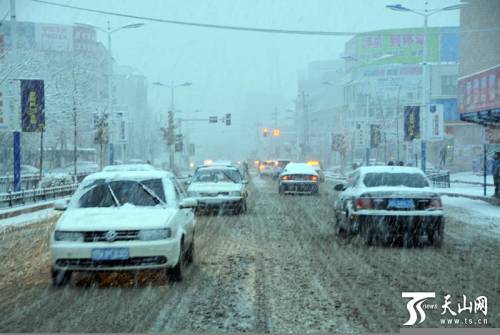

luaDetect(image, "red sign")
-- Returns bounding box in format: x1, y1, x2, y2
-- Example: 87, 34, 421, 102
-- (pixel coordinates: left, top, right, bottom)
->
458, 64, 500, 114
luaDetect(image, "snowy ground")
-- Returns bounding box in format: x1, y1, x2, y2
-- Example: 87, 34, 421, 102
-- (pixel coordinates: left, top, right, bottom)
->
0, 176, 499, 332
451, 171, 494, 185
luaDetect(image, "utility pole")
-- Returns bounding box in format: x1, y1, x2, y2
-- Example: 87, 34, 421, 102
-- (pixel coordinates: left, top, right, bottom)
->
300, 91, 309, 161
72, 69, 78, 181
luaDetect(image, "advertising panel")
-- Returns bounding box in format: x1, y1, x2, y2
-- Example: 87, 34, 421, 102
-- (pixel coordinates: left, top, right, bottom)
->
427, 104, 444, 141
35, 23, 73, 52
21, 79, 45, 132
404, 106, 420, 141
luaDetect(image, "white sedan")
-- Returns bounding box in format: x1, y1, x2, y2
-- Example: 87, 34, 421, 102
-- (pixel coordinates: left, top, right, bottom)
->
187, 165, 248, 214
278, 163, 319, 194
333, 166, 444, 247
50, 169, 197, 286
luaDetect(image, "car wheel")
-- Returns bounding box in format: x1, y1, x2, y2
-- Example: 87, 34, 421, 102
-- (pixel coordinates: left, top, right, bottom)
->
167, 241, 187, 282
186, 239, 195, 264
334, 214, 347, 238
429, 225, 443, 248
361, 222, 374, 246
51, 268, 72, 287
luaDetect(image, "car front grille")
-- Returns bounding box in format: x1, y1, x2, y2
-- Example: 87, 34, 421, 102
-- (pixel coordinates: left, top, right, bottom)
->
83, 230, 140, 242
56, 256, 167, 268
199, 192, 230, 197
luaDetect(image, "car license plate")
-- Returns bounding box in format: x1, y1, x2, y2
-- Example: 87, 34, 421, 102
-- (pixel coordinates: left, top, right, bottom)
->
91, 248, 129, 261
388, 198, 414, 209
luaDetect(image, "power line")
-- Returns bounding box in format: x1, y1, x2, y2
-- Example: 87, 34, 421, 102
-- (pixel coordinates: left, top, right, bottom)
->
31, 0, 357, 36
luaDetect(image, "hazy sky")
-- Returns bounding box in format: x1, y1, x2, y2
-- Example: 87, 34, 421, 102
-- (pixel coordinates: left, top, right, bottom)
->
1, 0, 460, 157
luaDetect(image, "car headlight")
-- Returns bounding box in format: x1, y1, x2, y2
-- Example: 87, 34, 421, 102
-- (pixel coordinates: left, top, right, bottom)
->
229, 191, 242, 196
54, 231, 84, 242
137, 228, 172, 241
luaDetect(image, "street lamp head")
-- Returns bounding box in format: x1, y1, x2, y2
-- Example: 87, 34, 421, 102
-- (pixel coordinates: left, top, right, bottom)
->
181, 82, 192, 87
122, 23, 145, 29
441, 3, 467, 11
152, 81, 165, 86
386, 4, 412, 11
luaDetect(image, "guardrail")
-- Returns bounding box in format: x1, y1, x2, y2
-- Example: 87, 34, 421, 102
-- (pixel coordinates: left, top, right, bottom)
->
426, 169, 450, 188
0, 172, 90, 193
0, 184, 78, 208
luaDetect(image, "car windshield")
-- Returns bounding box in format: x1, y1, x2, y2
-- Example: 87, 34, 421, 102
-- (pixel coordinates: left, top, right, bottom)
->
193, 169, 242, 183
363, 173, 430, 188
77, 179, 166, 207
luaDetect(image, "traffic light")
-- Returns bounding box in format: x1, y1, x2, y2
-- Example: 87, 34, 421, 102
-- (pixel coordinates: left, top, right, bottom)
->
272, 128, 281, 137
225, 113, 231, 126
209, 116, 218, 123
370, 124, 381, 148
175, 134, 183, 152
263, 127, 269, 137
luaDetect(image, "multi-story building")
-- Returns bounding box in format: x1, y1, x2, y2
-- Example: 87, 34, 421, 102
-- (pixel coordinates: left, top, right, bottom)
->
0, 20, 110, 171
342, 26, 460, 168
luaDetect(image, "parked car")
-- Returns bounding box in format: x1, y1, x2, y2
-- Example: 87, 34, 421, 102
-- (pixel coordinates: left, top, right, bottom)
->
333, 166, 444, 247
187, 165, 248, 214
278, 162, 319, 194
50, 169, 197, 286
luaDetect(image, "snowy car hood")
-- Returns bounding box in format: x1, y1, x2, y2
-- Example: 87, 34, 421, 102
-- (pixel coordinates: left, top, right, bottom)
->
56, 206, 175, 231
188, 182, 242, 193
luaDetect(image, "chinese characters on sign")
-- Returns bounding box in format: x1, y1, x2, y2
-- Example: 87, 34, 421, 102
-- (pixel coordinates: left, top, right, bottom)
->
404, 106, 420, 141
20, 80, 45, 132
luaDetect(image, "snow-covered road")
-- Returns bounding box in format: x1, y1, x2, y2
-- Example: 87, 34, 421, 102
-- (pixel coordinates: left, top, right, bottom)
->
0, 177, 498, 332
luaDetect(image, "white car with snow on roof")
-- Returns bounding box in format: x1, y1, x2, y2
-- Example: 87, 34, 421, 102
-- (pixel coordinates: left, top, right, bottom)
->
187, 165, 248, 214
50, 169, 197, 286
278, 162, 320, 194
333, 166, 444, 247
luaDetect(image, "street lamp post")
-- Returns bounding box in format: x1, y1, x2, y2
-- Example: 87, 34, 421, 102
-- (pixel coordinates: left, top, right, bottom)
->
153, 81, 192, 171
75, 21, 144, 165
386, 2, 465, 171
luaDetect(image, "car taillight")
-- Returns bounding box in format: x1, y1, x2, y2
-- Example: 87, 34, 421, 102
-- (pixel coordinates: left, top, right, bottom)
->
355, 198, 373, 209
281, 175, 289, 181
429, 198, 442, 209
311, 175, 318, 181
259, 165, 264, 171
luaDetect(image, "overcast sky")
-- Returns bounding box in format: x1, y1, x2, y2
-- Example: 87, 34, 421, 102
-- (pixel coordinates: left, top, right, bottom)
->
1, 0, 460, 158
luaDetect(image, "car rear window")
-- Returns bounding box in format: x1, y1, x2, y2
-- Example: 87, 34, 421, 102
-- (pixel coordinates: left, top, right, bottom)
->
363, 173, 430, 188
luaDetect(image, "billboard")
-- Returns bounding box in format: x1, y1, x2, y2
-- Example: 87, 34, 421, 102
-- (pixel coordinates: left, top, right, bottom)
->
427, 104, 444, 141
21, 80, 45, 132
35, 23, 73, 52
345, 27, 441, 68
457, 64, 500, 115
404, 106, 420, 141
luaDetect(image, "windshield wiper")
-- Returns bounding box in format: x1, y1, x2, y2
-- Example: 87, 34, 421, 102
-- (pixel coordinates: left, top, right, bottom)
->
136, 181, 166, 207
106, 183, 121, 207
220, 170, 238, 184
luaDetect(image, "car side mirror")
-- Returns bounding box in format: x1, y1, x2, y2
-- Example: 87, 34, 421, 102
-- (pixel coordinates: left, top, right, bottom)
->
54, 200, 68, 211
334, 184, 346, 191
179, 198, 198, 209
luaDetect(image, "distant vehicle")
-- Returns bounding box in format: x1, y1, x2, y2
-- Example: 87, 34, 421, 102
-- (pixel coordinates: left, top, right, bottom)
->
333, 166, 444, 247
258, 160, 275, 177
272, 159, 292, 179
187, 165, 248, 214
278, 162, 319, 194
306, 160, 325, 182
50, 169, 197, 286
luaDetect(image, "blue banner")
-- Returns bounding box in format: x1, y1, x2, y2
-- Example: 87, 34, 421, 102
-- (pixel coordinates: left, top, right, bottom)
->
404, 106, 420, 141
13, 131, 21, 192
21, 80, 45, 132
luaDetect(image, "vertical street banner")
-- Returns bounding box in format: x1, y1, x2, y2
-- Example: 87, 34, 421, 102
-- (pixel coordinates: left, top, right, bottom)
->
427, 104, 444, 141
21, 80, 45, 132
404, 106, 420, 141
13, 132, 21, 192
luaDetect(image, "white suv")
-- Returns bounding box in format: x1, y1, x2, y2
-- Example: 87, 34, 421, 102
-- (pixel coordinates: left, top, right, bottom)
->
50, 169, 197, 286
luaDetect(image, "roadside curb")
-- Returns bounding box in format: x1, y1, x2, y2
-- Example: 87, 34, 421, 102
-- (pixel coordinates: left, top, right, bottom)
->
0, 202, 56, 220
440, 192, 500, 206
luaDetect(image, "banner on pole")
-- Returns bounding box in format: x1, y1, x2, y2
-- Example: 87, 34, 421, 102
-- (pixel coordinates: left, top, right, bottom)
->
404, 106, 420, 141
21, 80, 45, 132
427, 104, 444, 141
